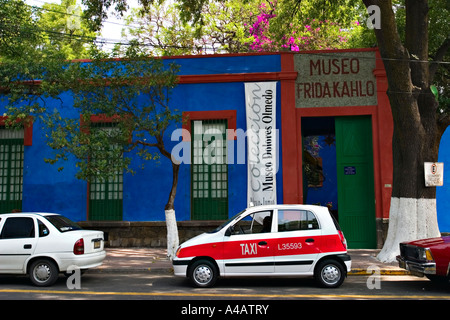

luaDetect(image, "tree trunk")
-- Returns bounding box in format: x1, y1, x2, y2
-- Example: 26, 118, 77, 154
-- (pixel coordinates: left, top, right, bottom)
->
164, 161, 180, 260
139, 136, 181, 260
165, 208, 179, 260
362, 0, 443, 262
377, 96, 441, 261
154, 135, 181, 260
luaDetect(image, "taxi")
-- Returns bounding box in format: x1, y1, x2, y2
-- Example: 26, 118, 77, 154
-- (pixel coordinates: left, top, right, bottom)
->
173, 204, 351, 288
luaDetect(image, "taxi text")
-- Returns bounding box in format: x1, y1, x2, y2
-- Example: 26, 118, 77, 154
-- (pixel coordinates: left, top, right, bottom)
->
240, 243, 257, 255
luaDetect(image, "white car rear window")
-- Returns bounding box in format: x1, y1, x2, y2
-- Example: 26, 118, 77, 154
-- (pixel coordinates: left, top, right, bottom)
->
45, 215, 82, 232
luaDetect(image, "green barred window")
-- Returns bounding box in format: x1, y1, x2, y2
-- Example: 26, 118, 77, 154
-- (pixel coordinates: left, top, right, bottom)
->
88, 123, 123, 221
0, 128, 24, 213
191, 120, 228, 220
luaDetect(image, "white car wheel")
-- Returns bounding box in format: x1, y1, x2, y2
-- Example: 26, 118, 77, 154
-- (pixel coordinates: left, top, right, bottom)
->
29, 259, 59, 287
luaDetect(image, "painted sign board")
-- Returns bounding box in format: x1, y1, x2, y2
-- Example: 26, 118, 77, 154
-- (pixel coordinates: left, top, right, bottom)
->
344, 166, 357, 175
424, 162, 444, 187
294, 51, 378, 108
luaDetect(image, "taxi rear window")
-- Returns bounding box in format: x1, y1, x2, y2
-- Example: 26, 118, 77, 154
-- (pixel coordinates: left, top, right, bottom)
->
278, 210, 319, 232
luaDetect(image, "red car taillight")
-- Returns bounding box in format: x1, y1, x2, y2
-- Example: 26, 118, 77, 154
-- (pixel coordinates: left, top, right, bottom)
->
338, 230, 347, 250
74, 238, 84, 255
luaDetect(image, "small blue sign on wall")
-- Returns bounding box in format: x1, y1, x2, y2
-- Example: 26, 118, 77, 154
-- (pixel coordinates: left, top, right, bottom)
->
344, 166, 356, 175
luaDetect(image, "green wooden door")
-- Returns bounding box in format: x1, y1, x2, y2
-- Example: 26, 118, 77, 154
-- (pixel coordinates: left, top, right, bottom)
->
335, 116, 376, 248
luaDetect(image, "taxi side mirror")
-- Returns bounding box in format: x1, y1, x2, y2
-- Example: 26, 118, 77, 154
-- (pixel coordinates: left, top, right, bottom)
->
225, 226, 233, 237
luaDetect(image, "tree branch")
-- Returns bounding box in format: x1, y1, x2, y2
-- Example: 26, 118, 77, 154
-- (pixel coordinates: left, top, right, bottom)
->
405, 0, 429, 89
429, 37, 450, 81
362, 0, 412, 94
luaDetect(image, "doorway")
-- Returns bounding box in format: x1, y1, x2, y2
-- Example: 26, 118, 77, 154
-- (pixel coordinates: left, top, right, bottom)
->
302, 116, 376, 248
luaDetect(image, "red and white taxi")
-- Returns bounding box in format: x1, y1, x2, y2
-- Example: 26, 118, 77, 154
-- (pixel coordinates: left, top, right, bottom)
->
173, 204, 351, 288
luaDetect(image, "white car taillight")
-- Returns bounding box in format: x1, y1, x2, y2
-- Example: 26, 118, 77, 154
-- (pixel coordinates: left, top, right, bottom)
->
74, 238, 84, 255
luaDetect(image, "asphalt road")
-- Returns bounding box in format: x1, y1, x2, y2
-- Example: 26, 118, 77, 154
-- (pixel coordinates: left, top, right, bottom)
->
1, 272, 449, 300
1, 272, 449, 318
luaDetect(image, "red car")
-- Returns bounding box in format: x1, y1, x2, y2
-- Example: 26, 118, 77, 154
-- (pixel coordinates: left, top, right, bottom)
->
397, 236, 450, 283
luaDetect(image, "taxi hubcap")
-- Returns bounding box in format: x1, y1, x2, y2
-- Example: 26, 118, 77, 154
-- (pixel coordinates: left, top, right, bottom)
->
321, 265, 340, 284
194, 265, 212, 284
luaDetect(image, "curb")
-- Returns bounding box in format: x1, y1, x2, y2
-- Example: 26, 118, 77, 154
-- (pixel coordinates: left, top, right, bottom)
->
87, 268, 174, 274
348, 268, 410, 276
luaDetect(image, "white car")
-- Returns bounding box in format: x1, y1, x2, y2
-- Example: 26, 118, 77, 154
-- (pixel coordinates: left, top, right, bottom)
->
0, 212, 106, 286
173, 204, 351, 288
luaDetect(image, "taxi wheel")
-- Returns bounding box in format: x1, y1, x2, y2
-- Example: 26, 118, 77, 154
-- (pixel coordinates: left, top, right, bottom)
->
314, 259, 345, 288
188, 259, 218, 288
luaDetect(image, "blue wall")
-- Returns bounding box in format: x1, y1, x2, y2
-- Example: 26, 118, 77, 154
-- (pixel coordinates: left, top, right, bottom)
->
21, 93, 88, 222
303, 135, 338, 211
124, 54, 283, 221
168, 80, 283, 222
2, 54, 283, 222
173, 54, 281, 75
438, 127, 450, 233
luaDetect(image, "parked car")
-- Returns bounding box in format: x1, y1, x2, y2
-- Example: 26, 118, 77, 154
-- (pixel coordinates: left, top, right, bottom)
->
0, 212, 106, 286
173, 204, 351, 288
397, 236, 450, 283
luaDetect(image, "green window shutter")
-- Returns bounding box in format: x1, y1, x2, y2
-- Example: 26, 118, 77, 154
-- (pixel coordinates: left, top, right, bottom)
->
191, 120, 228, 220
88, 122, 123, 221
0, 128, 24, 213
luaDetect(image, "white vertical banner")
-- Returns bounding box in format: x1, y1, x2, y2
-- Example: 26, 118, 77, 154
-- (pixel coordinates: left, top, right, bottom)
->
245, 82, 277, 207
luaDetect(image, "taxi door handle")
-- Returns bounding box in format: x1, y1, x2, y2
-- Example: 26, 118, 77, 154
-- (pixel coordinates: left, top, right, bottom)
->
24, 244, 32, 249
305, 238, 315, 243
258, 241, 268, 246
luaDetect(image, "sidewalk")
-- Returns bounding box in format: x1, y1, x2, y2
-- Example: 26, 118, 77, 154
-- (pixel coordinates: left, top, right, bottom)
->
347, 249, 407, 275
91, 248, 408, 275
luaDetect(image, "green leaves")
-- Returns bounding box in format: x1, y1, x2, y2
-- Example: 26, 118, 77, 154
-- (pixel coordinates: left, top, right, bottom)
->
54, 56, 180, 181
3, 47, 180, 181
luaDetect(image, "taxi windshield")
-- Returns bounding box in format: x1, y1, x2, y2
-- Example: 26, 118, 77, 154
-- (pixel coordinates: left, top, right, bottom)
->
208, 209, 247, 233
